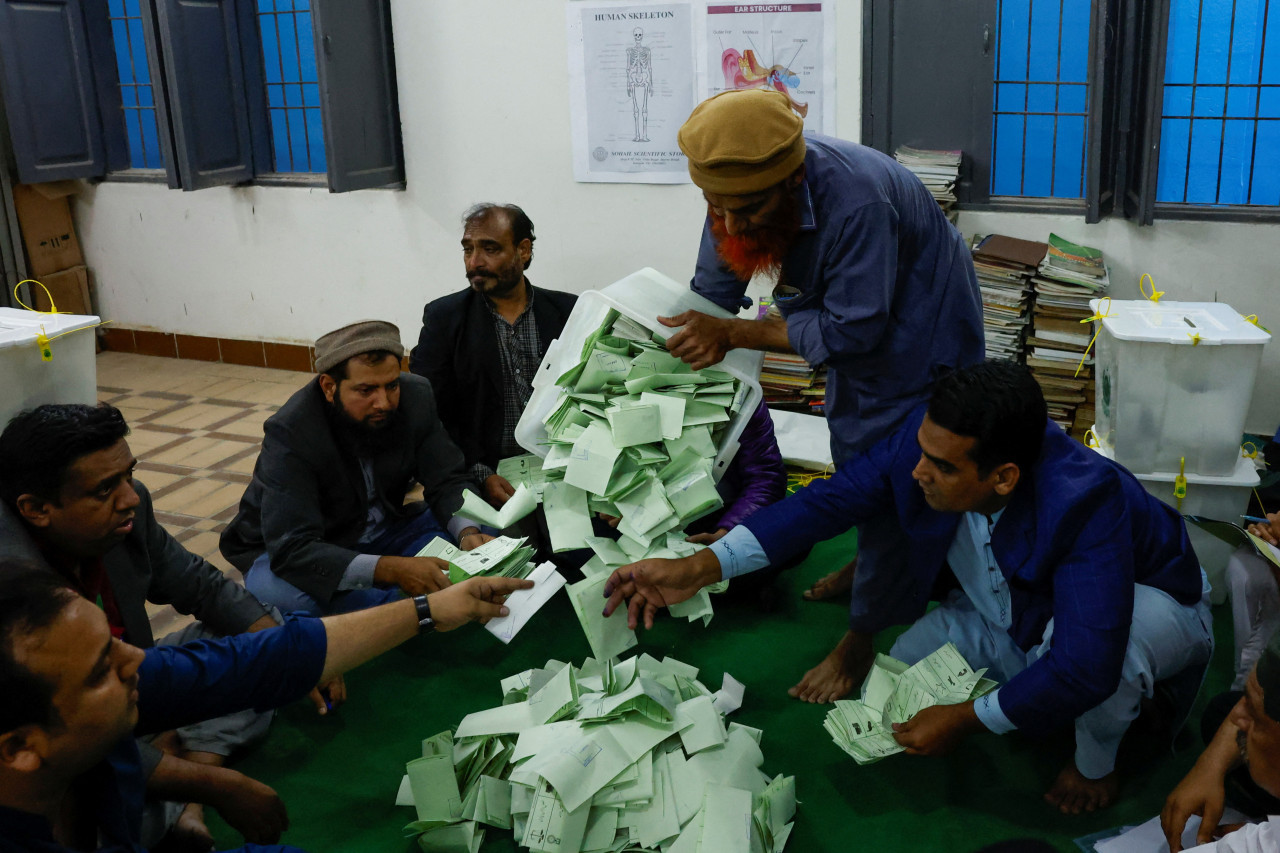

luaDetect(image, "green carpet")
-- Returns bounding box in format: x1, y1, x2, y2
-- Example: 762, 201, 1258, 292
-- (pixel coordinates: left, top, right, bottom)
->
206, 530, 1236, 852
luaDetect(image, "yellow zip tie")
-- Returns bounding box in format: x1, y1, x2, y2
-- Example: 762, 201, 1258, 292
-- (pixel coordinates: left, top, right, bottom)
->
787, 464, 834, 490
1256, 488, 1270, 517
14, 279, 64, 314
11, 279, 110, 362
1139, 273, 1164, 303
1243, 442, 1259, 459
1083, 427, 1100, 449
1074, 296, 1112, 378
1243, 314, 1272, 334
1174, 456, 1187, 512
1188, 331, 1202, 346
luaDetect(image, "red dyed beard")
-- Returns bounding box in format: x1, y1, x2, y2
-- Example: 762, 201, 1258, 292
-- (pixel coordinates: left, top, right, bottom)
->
708, 190, 801, 282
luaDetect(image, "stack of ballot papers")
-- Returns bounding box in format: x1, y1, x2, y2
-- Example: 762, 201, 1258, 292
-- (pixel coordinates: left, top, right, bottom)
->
417, 536, 539, 585
396, 654, 795, 853
824, 643, 998, 765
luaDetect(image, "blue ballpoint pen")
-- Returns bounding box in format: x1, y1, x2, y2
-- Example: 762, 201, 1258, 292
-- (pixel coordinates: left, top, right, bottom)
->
1242, 515, 1269, 525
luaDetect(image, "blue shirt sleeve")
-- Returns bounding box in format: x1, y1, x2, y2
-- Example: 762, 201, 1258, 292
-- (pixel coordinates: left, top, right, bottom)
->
709, 525, 772, 579
135, 616, 328, 736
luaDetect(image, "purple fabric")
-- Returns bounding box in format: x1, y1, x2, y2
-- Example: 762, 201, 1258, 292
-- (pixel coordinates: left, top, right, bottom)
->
714, 401, 788, 530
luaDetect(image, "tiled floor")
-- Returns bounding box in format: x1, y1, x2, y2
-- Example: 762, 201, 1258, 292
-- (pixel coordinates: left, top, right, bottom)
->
95, 352, 312, 635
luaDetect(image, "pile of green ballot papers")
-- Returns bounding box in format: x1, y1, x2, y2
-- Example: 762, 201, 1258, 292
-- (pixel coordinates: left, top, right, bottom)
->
531, 309, 750, 555
396, 653, 796, 853
418, 536, 538, 584
824, 643, 998, 765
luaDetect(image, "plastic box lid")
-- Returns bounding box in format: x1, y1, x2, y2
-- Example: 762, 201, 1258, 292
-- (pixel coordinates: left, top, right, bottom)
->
1088, 299, 1270, 346
0, 307, 98, 350
1090, 432, 1261, 487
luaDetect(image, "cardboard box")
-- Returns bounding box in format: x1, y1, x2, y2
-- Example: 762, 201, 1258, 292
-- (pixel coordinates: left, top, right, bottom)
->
31, 265, 92, 315
13, 182, 83, 276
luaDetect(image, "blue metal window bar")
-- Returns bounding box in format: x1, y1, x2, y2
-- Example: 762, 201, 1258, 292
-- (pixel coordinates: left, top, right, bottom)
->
107, 0, 163, 170
1157, 0, 1280, 205
990, 0, 1091, 198
257, 0, 326, 173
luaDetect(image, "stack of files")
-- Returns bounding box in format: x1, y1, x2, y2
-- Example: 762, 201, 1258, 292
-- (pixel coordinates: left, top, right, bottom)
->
971, 234, 1046, 363
396, 653, 797, 852
894, 145, 962, 213
1027, 234, 1109, 435
824, 643, 997, 765
759, 352, 827, 413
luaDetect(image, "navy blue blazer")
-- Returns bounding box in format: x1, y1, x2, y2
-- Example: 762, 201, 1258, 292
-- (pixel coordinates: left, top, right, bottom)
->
744, 406, 1203, 736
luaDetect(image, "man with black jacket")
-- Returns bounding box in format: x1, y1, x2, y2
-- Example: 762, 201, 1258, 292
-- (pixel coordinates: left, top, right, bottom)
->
410, 203, 577, 507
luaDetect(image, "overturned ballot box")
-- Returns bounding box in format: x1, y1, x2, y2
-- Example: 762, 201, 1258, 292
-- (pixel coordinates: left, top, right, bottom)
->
513, 268, 764, 556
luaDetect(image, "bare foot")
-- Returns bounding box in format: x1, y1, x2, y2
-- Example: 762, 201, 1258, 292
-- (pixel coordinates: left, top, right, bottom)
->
166, 803, 214, 853
801, 557, 857, 602
1044, 761, 1119, 814
788, 630, 875, 703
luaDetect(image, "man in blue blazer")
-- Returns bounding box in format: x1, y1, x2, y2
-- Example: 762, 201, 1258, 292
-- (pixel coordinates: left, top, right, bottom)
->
604, 361, 1212, 814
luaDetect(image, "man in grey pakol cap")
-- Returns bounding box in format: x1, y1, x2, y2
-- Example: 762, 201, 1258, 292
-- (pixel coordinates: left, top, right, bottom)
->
221, 320, 490, 617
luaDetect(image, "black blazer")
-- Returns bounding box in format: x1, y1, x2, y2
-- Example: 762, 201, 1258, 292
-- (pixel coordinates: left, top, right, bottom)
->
409, 281, 577, 474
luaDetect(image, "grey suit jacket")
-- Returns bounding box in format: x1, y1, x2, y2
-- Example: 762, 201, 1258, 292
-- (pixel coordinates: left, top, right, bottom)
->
0, 481, 270, 648
219, 373, 476, 604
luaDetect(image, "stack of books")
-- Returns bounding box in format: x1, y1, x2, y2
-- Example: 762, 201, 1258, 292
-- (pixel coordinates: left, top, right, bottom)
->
970, 234, 1045, 363
760, 352, 827, 414
1026, 234, 1110, 436
895, 146, 961, 214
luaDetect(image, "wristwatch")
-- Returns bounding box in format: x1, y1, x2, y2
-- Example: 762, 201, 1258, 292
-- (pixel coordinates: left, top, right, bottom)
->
413, 594, 435, 633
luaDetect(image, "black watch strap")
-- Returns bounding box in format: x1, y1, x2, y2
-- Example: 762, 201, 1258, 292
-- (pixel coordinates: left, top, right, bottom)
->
413, 594, 435, 633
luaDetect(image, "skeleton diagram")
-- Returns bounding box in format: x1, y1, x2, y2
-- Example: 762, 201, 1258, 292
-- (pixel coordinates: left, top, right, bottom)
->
626, 27, 653, 142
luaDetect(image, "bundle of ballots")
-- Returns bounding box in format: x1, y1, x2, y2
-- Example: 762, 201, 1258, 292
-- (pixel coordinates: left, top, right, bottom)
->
532, 309, 749, 555
396, 653, 796, 853
824, 643, 998, 765
417, 535, 539, 585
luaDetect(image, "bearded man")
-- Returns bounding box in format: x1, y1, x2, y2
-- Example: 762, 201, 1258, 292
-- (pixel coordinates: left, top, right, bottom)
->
221, 320, 492, 616
659, 88, 984, 706
409, 204, 576, 509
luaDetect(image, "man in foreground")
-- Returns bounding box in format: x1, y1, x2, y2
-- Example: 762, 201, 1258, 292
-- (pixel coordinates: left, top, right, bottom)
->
661, 88, 985, 700
1162, 634, 1280, 851
222, 320, 491, 615
604, 362, 1212, 813
0, 565, 532, 852
410, 203, 576, 509
0, 403, 314, 849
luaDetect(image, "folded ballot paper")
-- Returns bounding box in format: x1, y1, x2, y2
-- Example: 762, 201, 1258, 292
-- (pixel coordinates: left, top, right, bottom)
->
824, 643, 999, 765
396, 654, 795, 853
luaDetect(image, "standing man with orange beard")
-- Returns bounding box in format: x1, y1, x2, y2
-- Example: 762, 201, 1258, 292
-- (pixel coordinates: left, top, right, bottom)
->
659, 88, 984, 706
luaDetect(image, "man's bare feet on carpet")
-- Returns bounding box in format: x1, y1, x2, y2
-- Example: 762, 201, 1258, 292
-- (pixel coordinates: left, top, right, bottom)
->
1044, 761, 1119, 814
788, 630, 875, 703
801, 557, 857, 602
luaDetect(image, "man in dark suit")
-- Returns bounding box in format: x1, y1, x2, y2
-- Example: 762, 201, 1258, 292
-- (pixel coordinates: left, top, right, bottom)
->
0, 403, 304, 850
604, 361, 1213, 815
409, 203, 577, 507
221, 320, 489, 617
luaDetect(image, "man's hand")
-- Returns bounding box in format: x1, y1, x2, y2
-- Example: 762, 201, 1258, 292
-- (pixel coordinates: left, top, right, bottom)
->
1160, 753, 1233, 851
308, 674, 347, 716
1247, 511, 1280, 546
428, 575, 534, 631
602, 550, 723, 629
686, 528, 729, 545
459, 529, 494, 550
660, 311, 735, 370
483, 474, 516, 507
891, 702, 983, 756
210, 770, 288, 844
375, 555, 452, 595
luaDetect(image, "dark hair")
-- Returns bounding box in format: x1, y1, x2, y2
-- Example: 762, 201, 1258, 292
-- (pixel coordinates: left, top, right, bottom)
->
325, 349, 401, 383
0, 404, 130, 507
462, 203, 536, 270
0, 567, 78, 732
927, 361, 1048, 475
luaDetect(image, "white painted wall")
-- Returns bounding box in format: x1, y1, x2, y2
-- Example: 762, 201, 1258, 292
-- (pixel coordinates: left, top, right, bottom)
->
73, 1, 1278, 432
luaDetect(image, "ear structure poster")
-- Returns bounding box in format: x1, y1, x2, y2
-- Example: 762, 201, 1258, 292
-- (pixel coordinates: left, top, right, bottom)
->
567, 1, 697, 183
696, 3, 836, 135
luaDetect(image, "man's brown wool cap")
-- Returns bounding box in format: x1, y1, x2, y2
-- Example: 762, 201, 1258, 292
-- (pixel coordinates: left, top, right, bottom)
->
678, 88, 806, 195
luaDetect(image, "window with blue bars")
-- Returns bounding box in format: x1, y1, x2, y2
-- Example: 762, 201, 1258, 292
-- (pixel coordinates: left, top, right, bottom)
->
257, 0, 326, 174
1157, 0, 1280, 206
990, 0, 1092, 199
107, 0, 163, 170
